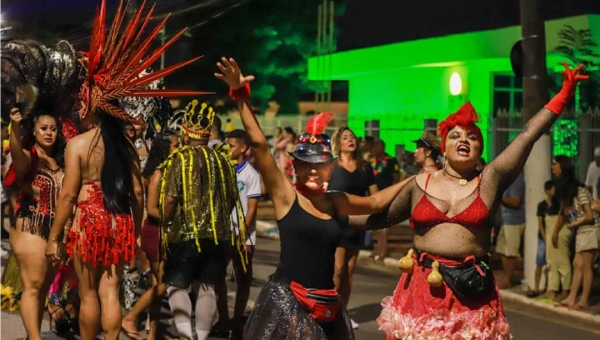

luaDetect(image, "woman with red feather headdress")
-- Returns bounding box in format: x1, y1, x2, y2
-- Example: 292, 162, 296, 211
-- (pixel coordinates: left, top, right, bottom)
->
215, 57, 413, 339
347, 63, 588, 340
33, 1, 208, 339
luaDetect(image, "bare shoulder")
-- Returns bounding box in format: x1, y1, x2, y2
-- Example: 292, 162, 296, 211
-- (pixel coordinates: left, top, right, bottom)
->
66, 133, 87, 154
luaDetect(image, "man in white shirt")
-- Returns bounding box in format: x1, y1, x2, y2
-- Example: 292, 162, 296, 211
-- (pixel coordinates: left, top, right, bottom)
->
585, 146, 600, 200
215, 129, 261, 339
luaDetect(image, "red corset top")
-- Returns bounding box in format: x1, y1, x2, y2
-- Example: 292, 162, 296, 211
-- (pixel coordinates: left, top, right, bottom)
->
410, 174, 489, 232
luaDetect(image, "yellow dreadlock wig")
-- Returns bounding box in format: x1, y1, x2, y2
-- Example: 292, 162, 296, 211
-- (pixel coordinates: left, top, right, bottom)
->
158, 101, 248, 274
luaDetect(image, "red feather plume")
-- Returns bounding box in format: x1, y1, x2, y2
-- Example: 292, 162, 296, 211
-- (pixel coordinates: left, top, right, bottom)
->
80, 0, 208, 123
305, 112, 333, 136
438, 101, 483, 153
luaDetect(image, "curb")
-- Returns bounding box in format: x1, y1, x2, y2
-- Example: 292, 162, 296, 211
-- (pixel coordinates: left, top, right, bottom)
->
357, 250, 600, 333
500, 290, 600, 334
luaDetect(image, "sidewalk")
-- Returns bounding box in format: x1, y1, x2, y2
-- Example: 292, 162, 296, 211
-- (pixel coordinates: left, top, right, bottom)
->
255, 218, 600, 334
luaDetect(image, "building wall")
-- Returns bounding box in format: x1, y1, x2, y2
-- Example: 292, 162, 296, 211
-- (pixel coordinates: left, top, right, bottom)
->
309, 14, 599, 159
348, 60, 510, 160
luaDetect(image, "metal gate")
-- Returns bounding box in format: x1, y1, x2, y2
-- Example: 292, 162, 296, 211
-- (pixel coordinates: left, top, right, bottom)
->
492, 107, 600, 180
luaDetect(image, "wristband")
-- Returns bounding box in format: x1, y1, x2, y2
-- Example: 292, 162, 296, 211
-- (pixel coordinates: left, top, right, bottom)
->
229, 83, 251, 101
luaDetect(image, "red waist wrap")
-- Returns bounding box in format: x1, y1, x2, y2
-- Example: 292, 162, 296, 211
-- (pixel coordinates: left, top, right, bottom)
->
377, 253, 511, 340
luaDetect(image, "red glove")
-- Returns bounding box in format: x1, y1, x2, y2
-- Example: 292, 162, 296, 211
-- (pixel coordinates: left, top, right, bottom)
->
544, 62, 589, 115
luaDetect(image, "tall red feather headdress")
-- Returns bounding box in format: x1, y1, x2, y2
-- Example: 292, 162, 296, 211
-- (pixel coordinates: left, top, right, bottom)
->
78, 0, 211, 123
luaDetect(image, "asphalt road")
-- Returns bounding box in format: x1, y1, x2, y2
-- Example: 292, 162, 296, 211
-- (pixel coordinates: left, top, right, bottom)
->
1, 237, 598, 339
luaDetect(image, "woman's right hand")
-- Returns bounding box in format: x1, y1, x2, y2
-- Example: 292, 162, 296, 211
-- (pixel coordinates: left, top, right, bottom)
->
214, 57, 255, 90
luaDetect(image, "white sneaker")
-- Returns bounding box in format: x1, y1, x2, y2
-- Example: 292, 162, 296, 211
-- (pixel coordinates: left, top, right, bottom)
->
350, 318, 359, 329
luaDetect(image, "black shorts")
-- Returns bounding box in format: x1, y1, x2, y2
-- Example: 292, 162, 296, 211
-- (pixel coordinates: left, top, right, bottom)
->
163, 239, 228, 288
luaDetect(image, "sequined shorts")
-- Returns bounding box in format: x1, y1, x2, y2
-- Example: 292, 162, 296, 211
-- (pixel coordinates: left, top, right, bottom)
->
244, 276, 355, 340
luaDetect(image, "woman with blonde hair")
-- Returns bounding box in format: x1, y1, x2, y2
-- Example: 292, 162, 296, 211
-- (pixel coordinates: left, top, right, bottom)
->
329, 126, 377, 329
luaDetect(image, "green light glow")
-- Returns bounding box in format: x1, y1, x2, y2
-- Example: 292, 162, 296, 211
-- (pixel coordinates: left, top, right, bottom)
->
553, 120, 579, 158
307, 14, 598, 161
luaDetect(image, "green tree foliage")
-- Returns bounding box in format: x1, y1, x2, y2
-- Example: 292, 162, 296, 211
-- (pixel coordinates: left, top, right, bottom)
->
553, 25, 600, 110
174, 0, 345, 114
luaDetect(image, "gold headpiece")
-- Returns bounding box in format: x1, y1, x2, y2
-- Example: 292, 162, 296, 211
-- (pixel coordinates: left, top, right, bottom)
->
181, 100, 215, 139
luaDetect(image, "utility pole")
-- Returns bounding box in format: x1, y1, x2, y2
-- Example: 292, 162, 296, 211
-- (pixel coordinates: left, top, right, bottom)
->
314, 0, 334, 114
520, 0, 551, 292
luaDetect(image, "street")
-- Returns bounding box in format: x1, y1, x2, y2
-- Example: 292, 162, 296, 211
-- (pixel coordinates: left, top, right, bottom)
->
1, 237, 599, 339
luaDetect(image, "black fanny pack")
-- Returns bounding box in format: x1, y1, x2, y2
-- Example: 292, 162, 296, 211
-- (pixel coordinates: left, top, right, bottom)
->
416, 249, 495, 300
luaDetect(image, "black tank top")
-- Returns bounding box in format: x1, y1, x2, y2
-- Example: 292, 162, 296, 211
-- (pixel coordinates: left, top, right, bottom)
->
328, 161, 375, 196
276, 195, 342, 289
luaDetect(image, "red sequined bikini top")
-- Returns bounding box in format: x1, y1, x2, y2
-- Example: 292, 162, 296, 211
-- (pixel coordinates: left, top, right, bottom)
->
410, 174, 489, 232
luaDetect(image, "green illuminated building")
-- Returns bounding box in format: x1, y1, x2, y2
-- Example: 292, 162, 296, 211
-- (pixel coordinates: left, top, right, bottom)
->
308, 14, 600, 161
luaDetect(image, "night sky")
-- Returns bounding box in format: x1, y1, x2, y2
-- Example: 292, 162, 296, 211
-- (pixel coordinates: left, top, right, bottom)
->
2, 0, 600, 51
3, 0, 600, 51
2, 0, 599, 102
338, 0, 600, 51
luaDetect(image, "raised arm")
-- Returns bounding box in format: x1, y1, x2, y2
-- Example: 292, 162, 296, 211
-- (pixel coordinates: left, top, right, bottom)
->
487, 63, 588, 190
8, 108, 31, 176
215, 57, 295, 211
45, 138, 82, 263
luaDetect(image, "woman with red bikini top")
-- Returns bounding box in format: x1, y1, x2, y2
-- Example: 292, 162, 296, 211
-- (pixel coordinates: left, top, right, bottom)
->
351, 63, 588, 340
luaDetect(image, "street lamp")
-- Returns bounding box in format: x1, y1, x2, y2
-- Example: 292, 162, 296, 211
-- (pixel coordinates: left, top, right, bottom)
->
449, 72, 462, 96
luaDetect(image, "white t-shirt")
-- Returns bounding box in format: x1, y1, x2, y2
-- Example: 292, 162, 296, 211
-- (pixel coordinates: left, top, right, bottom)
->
585, 161, 600, 200
231, 160, 262, 246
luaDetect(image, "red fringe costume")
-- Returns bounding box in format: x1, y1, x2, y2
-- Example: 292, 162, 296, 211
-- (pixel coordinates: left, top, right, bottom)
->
378, 254, 510, 340
66, 183, 135, 267
59, 0, 207, 267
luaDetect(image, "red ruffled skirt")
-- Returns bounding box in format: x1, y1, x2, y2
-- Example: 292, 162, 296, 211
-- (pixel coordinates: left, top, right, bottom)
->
66, 183, 135, 267
377, 255, 511, 340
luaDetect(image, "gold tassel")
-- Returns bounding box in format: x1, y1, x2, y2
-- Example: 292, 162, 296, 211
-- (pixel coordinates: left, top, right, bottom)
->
427, 261, 444, 287
397, 249, 414, 273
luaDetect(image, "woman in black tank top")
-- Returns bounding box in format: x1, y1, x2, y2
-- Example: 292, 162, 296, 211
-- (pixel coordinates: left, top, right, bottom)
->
215, 59, 412, 340
328, 127, 377, 329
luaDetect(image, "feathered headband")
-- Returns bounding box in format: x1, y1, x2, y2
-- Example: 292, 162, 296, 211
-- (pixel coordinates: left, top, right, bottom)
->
78, 0, 211, 124
437, 101, 483, 153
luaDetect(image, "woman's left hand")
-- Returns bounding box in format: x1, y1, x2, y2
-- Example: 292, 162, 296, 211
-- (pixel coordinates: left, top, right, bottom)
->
214, 57, 255, 90
45, 240, 62, 264
559, 62, 589, 98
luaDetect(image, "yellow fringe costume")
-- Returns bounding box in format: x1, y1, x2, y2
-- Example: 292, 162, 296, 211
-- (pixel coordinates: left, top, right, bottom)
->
158, 101, 248, 280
